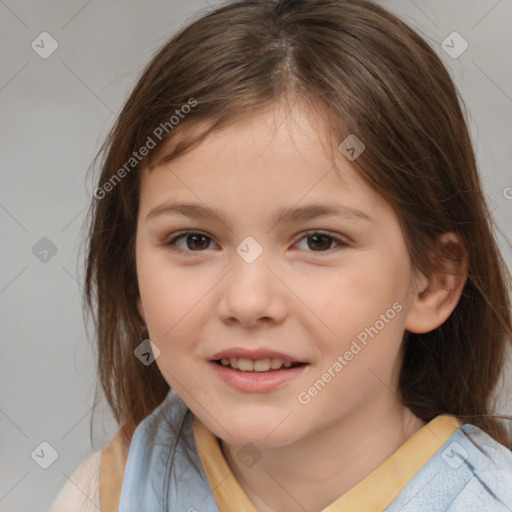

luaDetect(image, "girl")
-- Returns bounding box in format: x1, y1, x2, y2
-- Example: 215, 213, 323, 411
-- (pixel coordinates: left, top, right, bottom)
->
51, 0, 512, 510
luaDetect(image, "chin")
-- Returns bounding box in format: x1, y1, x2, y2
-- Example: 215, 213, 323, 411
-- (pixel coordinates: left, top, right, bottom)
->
210, 415, 302, 450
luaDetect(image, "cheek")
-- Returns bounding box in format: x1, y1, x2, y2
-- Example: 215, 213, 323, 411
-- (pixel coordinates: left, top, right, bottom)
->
136, 247, 208, 341
310, 264, 397, 327
301, 256, 408, 362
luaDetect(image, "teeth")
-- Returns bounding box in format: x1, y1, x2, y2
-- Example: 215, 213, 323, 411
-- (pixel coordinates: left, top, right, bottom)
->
253, 358, 270, 371
237, 357, 254, 371
270, 358, 283, 369
219, 356, 296, 372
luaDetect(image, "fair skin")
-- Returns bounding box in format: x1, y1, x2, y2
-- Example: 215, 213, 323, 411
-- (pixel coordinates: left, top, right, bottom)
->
135, 100, 467, 511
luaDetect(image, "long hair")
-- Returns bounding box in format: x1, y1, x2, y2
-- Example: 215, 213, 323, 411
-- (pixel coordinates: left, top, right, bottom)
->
84, 0, 512, 448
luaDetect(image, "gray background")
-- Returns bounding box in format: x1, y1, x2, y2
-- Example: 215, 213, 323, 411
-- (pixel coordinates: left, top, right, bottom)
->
1, 1, 511, 511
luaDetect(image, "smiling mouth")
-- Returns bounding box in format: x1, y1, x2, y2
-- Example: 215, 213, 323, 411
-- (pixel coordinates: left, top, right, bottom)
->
213, 357, 306, 373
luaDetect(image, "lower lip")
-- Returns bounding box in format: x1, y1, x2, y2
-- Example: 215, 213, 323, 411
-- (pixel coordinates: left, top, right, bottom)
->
210, 361, 308, 392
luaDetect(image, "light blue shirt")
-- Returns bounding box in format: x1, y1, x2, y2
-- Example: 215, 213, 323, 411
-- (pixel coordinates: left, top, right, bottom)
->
118, 389, 512, 511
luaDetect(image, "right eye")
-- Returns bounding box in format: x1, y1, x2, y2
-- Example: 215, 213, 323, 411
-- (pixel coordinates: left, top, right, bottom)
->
165, 230, 216, 254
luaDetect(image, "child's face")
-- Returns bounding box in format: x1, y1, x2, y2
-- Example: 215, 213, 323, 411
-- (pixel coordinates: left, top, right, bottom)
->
136, 102, 420, 448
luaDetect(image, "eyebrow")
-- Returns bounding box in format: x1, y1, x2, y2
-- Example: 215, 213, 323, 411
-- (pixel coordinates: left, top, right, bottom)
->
146, 201, 375, 227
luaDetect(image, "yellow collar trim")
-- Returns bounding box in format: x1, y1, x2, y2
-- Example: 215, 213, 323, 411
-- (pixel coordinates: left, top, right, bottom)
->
192, 414, 460, 512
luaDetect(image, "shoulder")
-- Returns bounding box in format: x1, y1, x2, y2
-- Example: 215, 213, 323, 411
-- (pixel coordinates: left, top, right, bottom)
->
458, 422, 512, 475
387, 423, 512, 511
117, 390, 213, 510
49, 449, 102, 512
445, 424, 512, 511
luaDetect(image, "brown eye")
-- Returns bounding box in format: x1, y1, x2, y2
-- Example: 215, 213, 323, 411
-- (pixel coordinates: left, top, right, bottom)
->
166, 231, 214, 253
307, 234, 333, 251
184, 234, 211, 250
295, 231, 347, 253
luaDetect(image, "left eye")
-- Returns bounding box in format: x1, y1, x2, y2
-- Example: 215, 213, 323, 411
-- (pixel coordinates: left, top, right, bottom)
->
165, 230, 347, 254
295, 231, 347, 253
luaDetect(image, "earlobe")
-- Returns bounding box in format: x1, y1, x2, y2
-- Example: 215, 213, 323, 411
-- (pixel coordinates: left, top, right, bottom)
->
405, 233, 467, 334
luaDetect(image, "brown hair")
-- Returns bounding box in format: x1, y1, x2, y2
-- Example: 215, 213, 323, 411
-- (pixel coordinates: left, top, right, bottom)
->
84, 0, 512, 449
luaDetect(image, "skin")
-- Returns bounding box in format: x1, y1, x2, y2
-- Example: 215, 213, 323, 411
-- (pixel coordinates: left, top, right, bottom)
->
135, 99, 467, 511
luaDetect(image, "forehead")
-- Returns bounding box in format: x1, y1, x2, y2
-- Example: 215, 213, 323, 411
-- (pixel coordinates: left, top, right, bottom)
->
146, 96, 334, 170
138, 103, 388, 227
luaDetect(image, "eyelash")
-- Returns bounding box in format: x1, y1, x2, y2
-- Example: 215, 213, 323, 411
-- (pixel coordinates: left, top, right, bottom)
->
164, 230, 348, 256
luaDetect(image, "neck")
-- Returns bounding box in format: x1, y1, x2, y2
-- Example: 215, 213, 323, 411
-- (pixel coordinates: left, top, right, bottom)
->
220, 400, 426, 512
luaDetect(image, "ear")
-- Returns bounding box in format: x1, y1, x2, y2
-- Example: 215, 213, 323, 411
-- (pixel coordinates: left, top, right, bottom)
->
136, 296, 147, 326
405, 232, 467, 334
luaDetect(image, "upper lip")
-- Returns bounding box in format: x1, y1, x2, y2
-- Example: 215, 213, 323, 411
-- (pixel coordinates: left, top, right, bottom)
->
211, 347, 305, 363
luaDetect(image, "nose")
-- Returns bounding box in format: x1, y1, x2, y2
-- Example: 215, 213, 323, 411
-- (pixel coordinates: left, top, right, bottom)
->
216, 247, 288, 328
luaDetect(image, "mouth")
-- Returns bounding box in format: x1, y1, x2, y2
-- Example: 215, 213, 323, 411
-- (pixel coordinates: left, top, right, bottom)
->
210, 357, 309, 392
213, 357, 306, 373
209, 348, 310, 392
